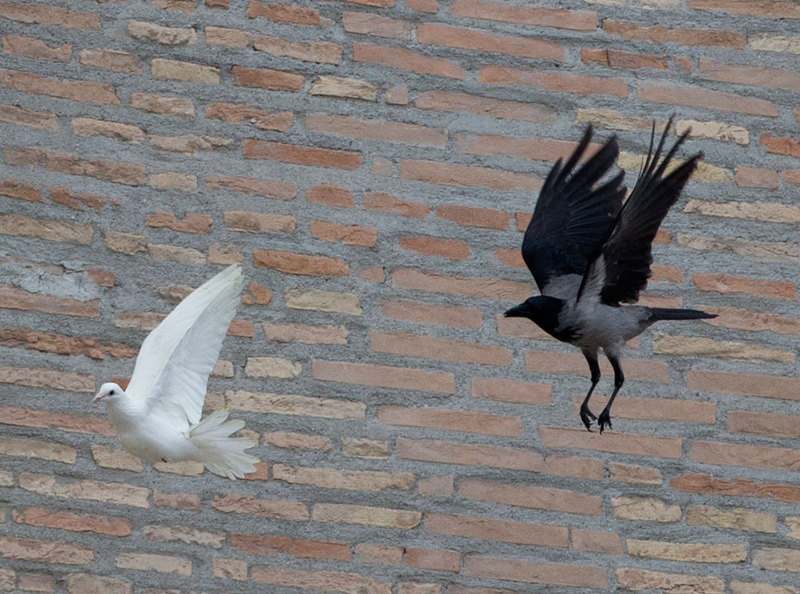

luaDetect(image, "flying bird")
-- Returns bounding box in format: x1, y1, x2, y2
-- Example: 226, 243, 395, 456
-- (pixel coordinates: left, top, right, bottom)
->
505, 118, 715, 432
93, 264, 258, 479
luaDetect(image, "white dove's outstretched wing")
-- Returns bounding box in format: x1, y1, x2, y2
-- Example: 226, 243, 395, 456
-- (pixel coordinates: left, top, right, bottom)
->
126, 264, 244, 428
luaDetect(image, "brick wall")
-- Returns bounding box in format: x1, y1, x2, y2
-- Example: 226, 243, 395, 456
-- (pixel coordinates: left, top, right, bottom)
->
1, 0, 799, 591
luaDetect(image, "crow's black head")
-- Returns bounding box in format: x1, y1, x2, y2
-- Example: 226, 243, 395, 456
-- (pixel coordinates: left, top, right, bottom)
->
505, 296, 570, 340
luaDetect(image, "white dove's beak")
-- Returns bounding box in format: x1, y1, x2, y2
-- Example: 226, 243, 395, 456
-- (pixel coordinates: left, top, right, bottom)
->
92, 392, 104, 404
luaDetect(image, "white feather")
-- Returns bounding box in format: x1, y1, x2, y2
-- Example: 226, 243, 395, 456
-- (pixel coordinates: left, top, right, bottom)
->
95, 265, 258, 479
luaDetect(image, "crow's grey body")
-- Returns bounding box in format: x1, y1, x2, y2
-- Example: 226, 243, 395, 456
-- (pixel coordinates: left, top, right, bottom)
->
506, 119, 715, 432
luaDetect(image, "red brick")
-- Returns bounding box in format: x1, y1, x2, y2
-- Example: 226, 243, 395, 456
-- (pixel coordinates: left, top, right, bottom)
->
378, 405, 521, 437
254, 35, 341, 64
604, 20, 743, 49
232, 65, 303, 91
207, 175, 296, 200
224, 211, 295, 234
311, 220, 377, 247
398, 236, 469, 260
688, 0, 800, 17
0, 2, 100, 29
539, 426, 682, 458
0, 327, 134, 360
0, 536, 93, 565
702, 305, 800, 335
0, 405, 113, 435
460, 477, 601, 514
545, 455, 604, 481
406, 548, 460, 572
306, 113, 447, 146
353, 42, 465, 79
0, 68, 118, 104
264, 431, 333, 450
230, 533, 350, 560
691, 440, 800, 473
0, 178, 42, 201
418, 23, 565, 61
450, 0, 596, 31
13, 507, 131, 536
212, 494, 309, 520
426, 513, 568, 548
392, 268, 530, 301
131, 92, 195, 117
146, 212, 212, 234
693, 273, 796, 300
363, 191, 428, 218
463, 555, 606, 588
253, 249, 348, 276
572, 529, 623, 554
471, 377, 551, 405
728, 410, 800, 440
688, 369, 800, 401
479, 65, 628, 98
251, 567, 391, 594
407, 0, 436, 11
416, 90, 555, 123
396, 437, 543, 472
244, 139, 362, 170
701, 58, 800, 92
401, 159, 541, 191
638, 82, 779, 117
206, 102, 292, 131
380, 300, 482, 329
418, 475, 453, 496
50, 187, 119, 212
80, 49, 141, 74
760, 133, 800, 158
735, 166, 779, 188
436, 204, 510, 230
0, 285, 99, 317
306, 183, 355, 207
246, 1, 323, 25
570, 393, 716, 424
670, 473, 800, 503
356, 543, 403, 565
458, 133, 599, 163
784, 169, 800, 184
205, 25, 249, 47
371, 330, 512, 366
2, 34, 71, 62
526, 350, 669, 383
581, 48, 667, 70
312, 361, 454, 394
5, 147, 145, 185
342, 11, 412, 39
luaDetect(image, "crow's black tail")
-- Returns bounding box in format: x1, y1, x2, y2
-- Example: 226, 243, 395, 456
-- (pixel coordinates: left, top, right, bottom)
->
648, 307, 716, 321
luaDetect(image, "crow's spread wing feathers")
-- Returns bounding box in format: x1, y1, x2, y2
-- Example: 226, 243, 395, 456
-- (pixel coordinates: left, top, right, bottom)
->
578, 118, 702, 306
522, 127, 626, 294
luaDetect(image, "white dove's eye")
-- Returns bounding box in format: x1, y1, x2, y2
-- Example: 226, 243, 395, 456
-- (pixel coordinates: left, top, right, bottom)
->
109, 390, 115, 396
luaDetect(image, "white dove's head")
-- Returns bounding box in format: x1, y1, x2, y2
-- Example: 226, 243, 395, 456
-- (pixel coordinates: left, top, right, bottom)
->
93, 382, 125, 404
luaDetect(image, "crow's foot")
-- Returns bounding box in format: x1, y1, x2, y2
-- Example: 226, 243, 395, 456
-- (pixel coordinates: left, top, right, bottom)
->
598, 408, 612, 433
580, 404, 596, 431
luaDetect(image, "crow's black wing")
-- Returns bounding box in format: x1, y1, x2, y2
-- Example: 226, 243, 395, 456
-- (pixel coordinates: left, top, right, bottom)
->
522, 126, 625, 294
579, 118, 702, 306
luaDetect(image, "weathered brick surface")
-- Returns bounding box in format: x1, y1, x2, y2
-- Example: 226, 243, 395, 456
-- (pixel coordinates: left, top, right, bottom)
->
0, 1, 797, 591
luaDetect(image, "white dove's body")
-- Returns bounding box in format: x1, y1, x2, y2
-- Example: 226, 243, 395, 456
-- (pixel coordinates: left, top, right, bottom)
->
94, 265, 258, 479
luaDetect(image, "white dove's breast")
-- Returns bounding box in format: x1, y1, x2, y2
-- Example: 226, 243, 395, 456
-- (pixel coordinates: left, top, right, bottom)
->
116, 416, 200, 464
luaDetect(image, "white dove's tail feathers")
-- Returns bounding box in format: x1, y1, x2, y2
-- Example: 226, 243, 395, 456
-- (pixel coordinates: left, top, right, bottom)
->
189, 407, 258, 479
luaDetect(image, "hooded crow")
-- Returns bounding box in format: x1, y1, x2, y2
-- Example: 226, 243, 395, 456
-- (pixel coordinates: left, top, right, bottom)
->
505, 118, 715, 432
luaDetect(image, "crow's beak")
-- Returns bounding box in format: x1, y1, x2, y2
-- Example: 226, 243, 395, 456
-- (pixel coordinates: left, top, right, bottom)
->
504, 304, 527, 317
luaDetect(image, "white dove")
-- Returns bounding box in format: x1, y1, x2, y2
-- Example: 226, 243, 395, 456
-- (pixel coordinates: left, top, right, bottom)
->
93, 264, 258, 479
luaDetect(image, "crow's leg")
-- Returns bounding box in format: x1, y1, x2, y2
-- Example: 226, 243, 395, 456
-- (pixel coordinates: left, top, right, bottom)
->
598, 354, 624, 433
580, 350, 600, 431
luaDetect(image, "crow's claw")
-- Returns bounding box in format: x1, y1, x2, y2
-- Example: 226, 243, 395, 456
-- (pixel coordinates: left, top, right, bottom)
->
580, 404, 596, 431
598, 409, 612, 433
